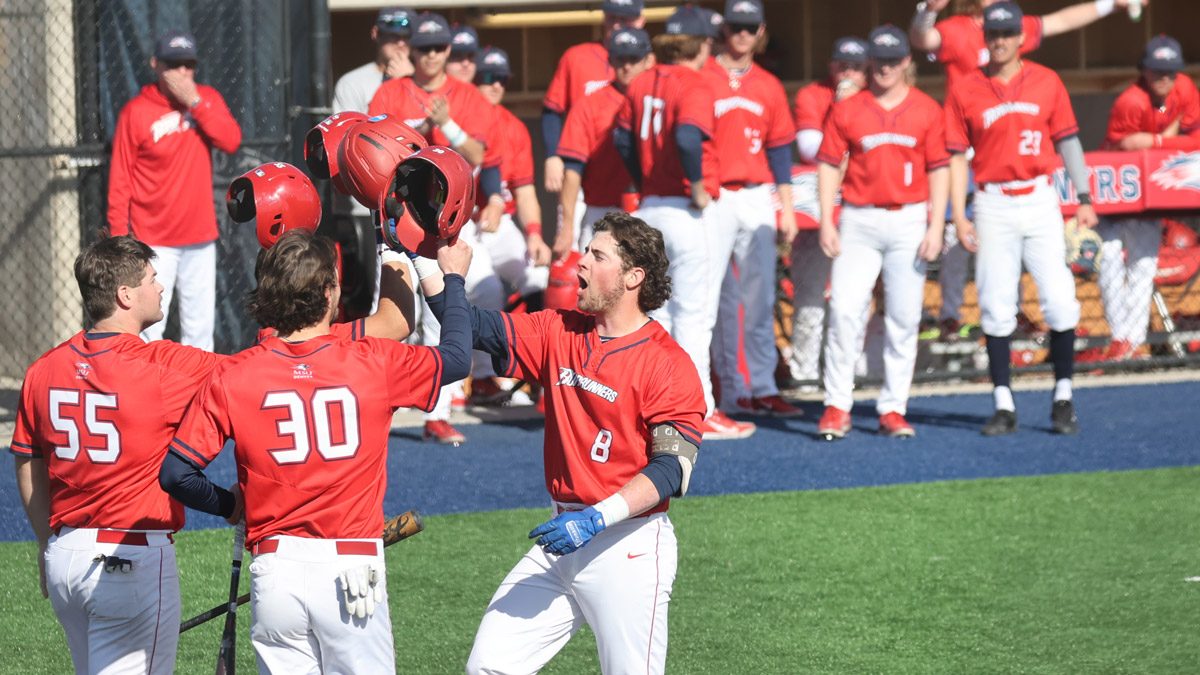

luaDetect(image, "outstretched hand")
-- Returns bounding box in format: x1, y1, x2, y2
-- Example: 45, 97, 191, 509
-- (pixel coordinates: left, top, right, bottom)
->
529, 507, 607, 556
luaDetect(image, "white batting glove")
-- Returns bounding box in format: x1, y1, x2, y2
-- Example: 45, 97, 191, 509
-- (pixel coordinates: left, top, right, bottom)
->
338, 565, 384, 619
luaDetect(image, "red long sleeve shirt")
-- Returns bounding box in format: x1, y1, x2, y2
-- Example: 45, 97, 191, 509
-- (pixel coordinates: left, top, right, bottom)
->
107, 84, 242, 246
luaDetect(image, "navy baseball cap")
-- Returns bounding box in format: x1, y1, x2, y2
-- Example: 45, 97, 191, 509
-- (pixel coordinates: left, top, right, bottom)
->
608, 27, 652, 60
155, 30, 197, 61
602, 0, 644, 18
832, 36, 869, 64
665, 6, 710, 38
375, 7, 415, 37
450, 24, 479, 56
1143, 35, 1185, 72
476, 47, 512, 79
409, 12, 452, 48
982, 1, 1024, 33
724, 0, 764, 26
700, 8, 725, 38
867, 25, 910, 61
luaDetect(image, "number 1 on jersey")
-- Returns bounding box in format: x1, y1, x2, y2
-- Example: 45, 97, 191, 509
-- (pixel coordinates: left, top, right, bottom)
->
639, 96, 665, 141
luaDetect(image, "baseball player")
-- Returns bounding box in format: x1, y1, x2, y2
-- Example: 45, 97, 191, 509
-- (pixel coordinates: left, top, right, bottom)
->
542, 0, 645, 195
1098, 35, 1200, 360
815, 25, 949, 440
423, 212, 705, 675
786, 37, 868, 389
615, 6, 756, 440
160, 229, 474, 674
332, 7, 416, 113
446, 23, 480, 84
12, 236, 225, 674
911, 0, 1146, 336
554, 27, 653, 260
945, 1, 1096, 436
701, 0, 802, 417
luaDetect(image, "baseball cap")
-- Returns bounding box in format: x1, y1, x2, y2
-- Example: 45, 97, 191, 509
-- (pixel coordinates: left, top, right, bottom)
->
475, 47, 512, 79
665, 6, 710, 38
409, 12, 452, 49
831, 37, 869, 64
1143, 35, 1185, 72
602, 0, 644, 18
982, 1, 1024, 33
867, 25, 909, 61
155, 30, 197, 61
724, 0, 764, 26
449, 24, 479, 56
375, 7, 415, 37
608, 27, 652, 60
700, 8, 724, 39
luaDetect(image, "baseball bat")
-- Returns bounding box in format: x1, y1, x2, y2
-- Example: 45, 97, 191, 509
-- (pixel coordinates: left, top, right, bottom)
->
214, 523, 245, 674
181, 510, 424, 634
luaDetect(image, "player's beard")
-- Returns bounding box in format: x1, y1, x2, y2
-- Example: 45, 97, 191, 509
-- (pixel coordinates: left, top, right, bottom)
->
577, 280, 623, 315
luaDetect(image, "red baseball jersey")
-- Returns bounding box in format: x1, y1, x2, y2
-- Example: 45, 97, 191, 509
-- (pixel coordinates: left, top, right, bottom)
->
935, 14, 1044, 87
945, 61, 1079, 185
701, 58, 795, 185
617, 64, 720, 199
793, 79, 837, 135
170, 333, 443, 545
557, 83, 635, 208
11, 332, 222, 532
475, 104, 535, 215
368, 76, 501, 168
818, 88, 949, 207
256, 318, 365, 344
493, 310, 704, 514
544, 42, 615, 114
1104, 75, 1200, 150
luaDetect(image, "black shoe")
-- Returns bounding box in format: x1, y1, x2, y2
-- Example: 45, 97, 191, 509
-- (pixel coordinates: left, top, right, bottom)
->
981, 409, 1017, 436
1050, 400, 1078, 435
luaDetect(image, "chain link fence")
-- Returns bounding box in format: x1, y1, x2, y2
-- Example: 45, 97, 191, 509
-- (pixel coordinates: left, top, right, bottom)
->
0, 0, 325, 380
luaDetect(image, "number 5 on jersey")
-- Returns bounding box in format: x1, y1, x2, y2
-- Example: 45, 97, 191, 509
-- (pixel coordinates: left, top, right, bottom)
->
263, 386, 361, 464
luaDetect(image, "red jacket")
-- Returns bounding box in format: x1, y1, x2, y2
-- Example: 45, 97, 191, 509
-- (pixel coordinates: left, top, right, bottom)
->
107, 84, 241, 246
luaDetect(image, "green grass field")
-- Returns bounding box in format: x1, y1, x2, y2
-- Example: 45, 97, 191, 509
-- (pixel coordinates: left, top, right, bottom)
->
2, 467, 1197, 674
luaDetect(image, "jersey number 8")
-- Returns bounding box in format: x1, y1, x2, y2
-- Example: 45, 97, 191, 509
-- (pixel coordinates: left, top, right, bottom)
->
590, 429, 613, 463
263, 386, 361, 464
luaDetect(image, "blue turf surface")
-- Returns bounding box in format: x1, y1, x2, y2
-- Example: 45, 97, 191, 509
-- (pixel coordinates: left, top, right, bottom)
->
1, 379, 1196, 541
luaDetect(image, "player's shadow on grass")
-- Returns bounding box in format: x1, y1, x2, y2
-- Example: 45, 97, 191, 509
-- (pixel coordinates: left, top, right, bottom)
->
899, 406, 992, 431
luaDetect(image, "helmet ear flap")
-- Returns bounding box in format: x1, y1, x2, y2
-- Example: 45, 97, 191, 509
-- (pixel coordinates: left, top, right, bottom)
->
226, 177, 256, 222
384, 195, 405, 221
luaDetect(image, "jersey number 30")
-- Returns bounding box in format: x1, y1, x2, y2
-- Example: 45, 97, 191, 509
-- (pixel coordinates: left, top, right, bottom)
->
263, 387, 361, 464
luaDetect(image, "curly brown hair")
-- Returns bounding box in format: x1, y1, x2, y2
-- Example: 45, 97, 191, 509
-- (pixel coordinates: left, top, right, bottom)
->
591, 212, 671, 313
74, 235, 155, 324
247, 229, 339, 334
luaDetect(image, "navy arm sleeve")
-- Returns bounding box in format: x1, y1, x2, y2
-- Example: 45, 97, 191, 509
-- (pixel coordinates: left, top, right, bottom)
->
434, 274, 472, 385
479, 165, 502, 199
562, 158, 586, 175
639, 453, 684, 501
767, 144, 793, 185
612, 126, 642, 187
159, 451, 236, 518
424, 281, 511, 358
541, 107, 565, 157
675, 124, 705, 182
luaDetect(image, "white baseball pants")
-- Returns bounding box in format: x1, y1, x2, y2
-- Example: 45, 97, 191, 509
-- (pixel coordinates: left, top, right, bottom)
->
636, 196, 716, 414
974, 184, 1080, 336
788, 230, 831, 384
142, 241, 215, 350
467, 513, 677, 675
46, 527, 180, 675
249, 536, 393, 674
823, 204, 928, 415
711, 185, 782, 401
1098, 217, 1161, 347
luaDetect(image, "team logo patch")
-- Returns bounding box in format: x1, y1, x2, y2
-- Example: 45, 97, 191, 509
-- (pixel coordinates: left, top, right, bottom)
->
74, 362, 92, 379
1151, 152, 1200, 193
609, 0, 633, 5
484, 52, 507, 66
874, 33, 901, 47
453, 32, 476, 46
292, 363, 314, 380
1154, 46, 1179, 61
839, 42, 866, 56
987, 7, 1014, 21
556, 367, 618, 403
150, 111, 190, 143
418, 20, 442, 33
731, 1, 758, 13
168, 36, 194, 50
614, 32, 638, 46
584, 79, 609, 96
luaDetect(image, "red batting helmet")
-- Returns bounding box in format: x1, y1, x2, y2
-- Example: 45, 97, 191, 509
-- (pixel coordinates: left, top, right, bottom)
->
226, 162, 322, 249
379, 146, 475, 258
544, 251, 582, 311
1163, 219, 1198, 249
304, 111, 368, 195
337, 114, 428, 210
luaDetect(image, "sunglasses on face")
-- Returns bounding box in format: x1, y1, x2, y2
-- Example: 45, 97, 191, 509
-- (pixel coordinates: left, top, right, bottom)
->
414, 44, 449, 54
476, 73, 510, 86
727, 23, 760, 35
164, 59, 197, 70
1148, 69, 1178, 80
984, 30, 1020, 40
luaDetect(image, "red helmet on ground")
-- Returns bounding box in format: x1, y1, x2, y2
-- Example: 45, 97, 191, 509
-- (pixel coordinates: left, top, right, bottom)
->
1163, 219, 1198, 249
337, 114, 428, 210
544, 251, 582, 311
304, 111, 369, 195
379, 146, 475, 259
226, 162, 322, 248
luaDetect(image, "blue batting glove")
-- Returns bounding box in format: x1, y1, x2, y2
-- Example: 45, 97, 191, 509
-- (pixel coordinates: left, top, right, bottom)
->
529, 507, 606, 556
